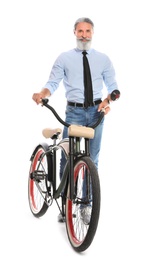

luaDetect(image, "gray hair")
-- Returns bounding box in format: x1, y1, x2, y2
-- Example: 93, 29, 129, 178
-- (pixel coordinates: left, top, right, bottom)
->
74, 17, 94, 30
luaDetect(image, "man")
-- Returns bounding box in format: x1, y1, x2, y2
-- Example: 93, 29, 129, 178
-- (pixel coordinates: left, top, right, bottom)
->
32, 17, 120, 222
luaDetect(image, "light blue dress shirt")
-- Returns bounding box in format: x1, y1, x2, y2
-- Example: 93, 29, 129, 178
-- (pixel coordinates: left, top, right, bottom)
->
43, 48, 118, 103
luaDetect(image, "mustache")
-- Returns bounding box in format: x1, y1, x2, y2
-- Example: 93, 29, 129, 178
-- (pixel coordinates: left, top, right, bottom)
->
77, 37, 91, 41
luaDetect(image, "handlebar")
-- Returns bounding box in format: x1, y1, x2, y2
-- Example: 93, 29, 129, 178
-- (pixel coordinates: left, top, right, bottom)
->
111, 89, 120, 101
41, 98, 105, 129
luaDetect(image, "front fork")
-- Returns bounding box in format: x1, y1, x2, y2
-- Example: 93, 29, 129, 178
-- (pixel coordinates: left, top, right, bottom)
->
69, 136, 90, 200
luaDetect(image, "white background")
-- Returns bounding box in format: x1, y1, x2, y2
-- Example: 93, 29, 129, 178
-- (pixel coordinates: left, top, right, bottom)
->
0, 0, 149, 259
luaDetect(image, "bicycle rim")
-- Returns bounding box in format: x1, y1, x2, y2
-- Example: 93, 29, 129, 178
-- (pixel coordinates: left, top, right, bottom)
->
28, 146, 49, 217
65, 156, 100, 252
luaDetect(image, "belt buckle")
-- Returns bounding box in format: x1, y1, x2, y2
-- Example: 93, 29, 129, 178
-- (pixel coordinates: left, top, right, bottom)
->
84, 103, 89, 109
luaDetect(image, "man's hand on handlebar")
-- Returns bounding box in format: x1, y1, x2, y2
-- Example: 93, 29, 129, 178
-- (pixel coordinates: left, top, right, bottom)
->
98, 89, 120, 115
98, 99, 111, 115
32, 93, 44, 105
32, 89, 51, 105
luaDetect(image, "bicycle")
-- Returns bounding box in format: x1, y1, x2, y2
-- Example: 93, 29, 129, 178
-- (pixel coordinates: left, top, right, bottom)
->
28, 98, 105, 252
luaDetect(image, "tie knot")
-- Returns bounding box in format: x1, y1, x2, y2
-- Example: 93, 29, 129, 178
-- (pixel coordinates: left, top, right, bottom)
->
82, 51, 87, 56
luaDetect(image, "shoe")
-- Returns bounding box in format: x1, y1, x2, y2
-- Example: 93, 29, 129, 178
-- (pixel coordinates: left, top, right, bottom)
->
58, 213, 65, 223
80, 206, 91, 225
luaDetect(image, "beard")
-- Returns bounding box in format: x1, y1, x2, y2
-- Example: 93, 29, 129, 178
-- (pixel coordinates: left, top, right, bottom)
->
76, 37, 92, 51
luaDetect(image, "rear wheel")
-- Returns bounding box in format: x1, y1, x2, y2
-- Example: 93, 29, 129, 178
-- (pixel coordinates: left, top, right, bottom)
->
28, 145, 52, 217
65, 156, 101, 252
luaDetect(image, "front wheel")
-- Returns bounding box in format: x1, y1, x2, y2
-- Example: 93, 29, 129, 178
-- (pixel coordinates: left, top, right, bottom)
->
65, 156, 101, 252
28, 144, 52, 218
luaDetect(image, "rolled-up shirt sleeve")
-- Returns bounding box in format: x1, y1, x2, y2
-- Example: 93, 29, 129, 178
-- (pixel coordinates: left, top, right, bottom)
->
102, 56, 118, 94
42, 56, 64, 95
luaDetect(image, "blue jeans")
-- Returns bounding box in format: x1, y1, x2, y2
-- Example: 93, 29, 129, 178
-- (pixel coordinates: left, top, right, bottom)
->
60, 105, 104, 179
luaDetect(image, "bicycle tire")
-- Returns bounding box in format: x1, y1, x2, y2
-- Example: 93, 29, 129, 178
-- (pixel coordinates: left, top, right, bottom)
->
28, 144, 51, 217
65, 156, 100, 252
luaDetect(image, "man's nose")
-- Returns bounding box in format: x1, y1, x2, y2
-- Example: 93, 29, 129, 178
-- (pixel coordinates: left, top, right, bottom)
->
82, 31, 87, 38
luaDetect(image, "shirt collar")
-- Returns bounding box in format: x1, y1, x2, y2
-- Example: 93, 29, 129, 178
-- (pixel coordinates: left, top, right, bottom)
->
75, 48, 92, 55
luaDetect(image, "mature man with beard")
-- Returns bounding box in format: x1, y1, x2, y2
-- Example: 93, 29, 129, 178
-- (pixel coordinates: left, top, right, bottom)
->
32, 17, 119, 222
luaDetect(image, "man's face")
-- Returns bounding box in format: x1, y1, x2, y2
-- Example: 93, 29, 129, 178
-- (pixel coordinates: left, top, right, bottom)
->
74, 22, 94, 50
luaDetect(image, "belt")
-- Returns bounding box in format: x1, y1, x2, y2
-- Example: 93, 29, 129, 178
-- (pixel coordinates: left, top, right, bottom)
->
67, 99, 102, 108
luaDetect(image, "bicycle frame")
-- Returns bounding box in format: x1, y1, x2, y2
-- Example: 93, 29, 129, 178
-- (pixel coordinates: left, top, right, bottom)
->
30, 135, 93, 208
38, 99, 105, 201
31, 136, 91, 202
29, 99, 104, 205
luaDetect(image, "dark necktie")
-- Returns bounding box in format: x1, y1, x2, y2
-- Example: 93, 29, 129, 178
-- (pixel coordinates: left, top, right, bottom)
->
82, 51, 93, 108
